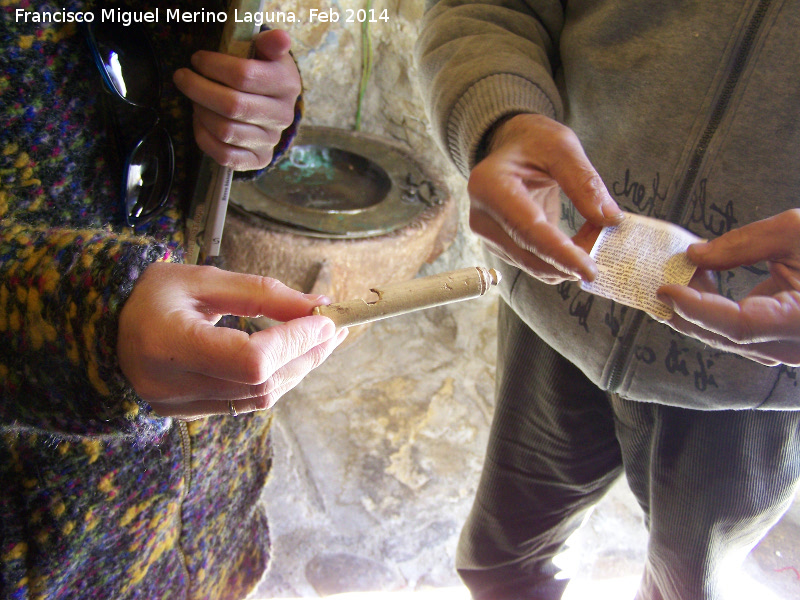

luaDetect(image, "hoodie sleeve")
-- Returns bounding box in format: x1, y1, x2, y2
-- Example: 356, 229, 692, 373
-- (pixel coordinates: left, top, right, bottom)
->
415, 0, 566, 176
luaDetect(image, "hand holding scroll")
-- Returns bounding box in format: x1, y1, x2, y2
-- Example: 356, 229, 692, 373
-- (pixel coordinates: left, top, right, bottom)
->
658, 209, 800, 366
117, 263, 347, 419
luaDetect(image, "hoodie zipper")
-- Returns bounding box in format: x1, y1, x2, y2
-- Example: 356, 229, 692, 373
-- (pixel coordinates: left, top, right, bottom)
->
607, 0, 773, 393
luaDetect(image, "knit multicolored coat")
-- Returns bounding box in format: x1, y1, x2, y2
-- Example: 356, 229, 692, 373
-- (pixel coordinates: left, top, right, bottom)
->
1, 1, 300, 598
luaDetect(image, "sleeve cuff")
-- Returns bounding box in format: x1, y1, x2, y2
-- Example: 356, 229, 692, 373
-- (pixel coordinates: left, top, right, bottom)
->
447, 73, 560, 176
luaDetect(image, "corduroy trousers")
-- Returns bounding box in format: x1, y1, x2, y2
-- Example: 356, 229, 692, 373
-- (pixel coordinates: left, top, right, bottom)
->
457, 301, 800, 600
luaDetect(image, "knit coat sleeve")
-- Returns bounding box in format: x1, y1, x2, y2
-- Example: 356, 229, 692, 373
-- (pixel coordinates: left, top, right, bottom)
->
415, 0, 567, 176
0, 219, 174, 436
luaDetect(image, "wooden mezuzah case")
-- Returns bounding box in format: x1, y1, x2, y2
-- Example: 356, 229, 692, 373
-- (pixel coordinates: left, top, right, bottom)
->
313, 266, 500, 328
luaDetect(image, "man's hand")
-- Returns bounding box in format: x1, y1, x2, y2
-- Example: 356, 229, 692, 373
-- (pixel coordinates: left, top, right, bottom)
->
468, 113, 624, 284
117, 263, 348, 419
173, 29, 301, 171
658, 209, 800, 366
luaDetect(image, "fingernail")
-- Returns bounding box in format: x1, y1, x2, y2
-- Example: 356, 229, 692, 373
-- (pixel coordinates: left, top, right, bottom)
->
318, 319, 336, 341
656, 292, 673, 307
689, 240, 710, 255
607, 207, 625, 224
305, 294, 332, 305
173, 68, 187, 85
580, 263, 598, 283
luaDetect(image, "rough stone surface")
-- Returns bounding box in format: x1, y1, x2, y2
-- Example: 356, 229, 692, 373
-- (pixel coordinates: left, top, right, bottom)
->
254, 291, 800, 599
279, 0, 480, 276
223, 182, 458, 303
256, 293, 498, 597
305, 553, 406, 595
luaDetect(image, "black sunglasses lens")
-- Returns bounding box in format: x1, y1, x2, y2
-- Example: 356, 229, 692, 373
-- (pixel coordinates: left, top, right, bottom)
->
91, 23, 160, 107
124, 127, 175, 226
86, 22, 174, 226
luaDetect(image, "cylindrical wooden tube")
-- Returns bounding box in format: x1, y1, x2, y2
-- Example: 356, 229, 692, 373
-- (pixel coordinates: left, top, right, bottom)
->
313, 266, 500, 328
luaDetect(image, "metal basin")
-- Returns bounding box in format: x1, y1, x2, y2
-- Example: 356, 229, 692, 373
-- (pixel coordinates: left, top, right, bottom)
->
230, 126, 443, 238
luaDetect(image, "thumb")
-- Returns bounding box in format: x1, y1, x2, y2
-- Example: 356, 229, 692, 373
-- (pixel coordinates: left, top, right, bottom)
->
253, 28, 292, 61
687, 211, 799, 270
252, 315, 339, 361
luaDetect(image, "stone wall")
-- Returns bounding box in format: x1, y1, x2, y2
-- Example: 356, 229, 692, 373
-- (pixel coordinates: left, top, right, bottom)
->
252, 7, 496, 595
278, 0, 481, 271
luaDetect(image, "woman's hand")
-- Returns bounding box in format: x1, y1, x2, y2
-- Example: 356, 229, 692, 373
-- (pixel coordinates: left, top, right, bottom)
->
173, 28, 301, 170
117, 262, 347, 419
658, 209, 800, 366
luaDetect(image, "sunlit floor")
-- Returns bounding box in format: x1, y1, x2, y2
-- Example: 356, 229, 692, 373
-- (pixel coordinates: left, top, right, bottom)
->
254, 288, 800, 599
253, 563, 796, 600
254, 573, 792, 600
